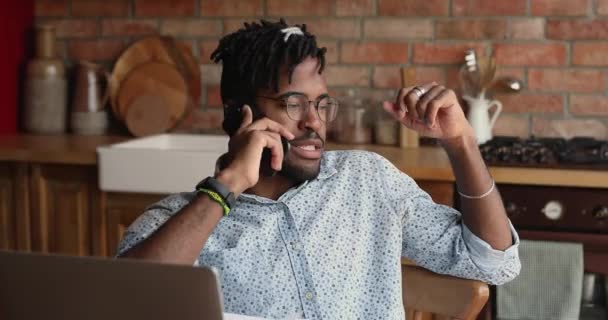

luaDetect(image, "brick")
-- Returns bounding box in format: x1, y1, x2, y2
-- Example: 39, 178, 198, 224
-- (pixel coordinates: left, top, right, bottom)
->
599, 0, 608, 15
570, 95, 608, 115
532, 118, 608, 139
175, 109, 224, 131
341, 42, 408, 64
363, 19, 433, 39
294, 19, 360, 39
528, 69, 606, 93
200, 40, 220, 63
531, 0, 589, 16
547, 19, 608, 40
378, 0, 449, 16
68, 39, 126, 61
373, 66, 445, 88
267, 0, 332, 16
72, 0, 129, 17
223, 19, 248, 34
317, 41, 338, 64
492, 114, 530, 138
102, 19, 158, 36
445, 66, 463, 91
494, 43, 567, 66
324, 65, 370, 86
495, 68, 526, 80
206, 85, 222, 108
201, 0, 263, 16
161, 20, 222, 37
509, 18, 545, 39
436, 19, 507, 40
134, 0, 195, 17
573, 42, 608, 66
201, 64, 222, 84
453, 0, 527, 16
35, 0, 68, 16
337, 0, 375, 16
494, 93, 563, 113
47, 19, 99, 38
412, 43, 486, 64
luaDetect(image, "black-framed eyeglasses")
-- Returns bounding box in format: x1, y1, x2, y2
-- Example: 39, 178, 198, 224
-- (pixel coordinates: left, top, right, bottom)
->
257, 93, 339, 122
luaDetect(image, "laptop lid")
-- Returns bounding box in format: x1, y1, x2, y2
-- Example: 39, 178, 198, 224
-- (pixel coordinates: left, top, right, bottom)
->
0, 250, 224, 320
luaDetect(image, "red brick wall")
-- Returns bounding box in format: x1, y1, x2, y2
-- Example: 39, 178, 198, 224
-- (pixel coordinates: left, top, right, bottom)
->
34, 0, 608, 139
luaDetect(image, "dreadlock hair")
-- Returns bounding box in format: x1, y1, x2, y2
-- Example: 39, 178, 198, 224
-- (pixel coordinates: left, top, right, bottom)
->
210, 18, 327, 136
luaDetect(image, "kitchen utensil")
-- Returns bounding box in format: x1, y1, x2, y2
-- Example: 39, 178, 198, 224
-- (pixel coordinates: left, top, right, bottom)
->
486, 77, 523, 96
117, 62, 188, 129
462, 94, 503, 144
23, 24, 67, 134
125, 94, 172, 137
110, 36, 201, 120
461, 49, 481, 95
478, 56, 496, 94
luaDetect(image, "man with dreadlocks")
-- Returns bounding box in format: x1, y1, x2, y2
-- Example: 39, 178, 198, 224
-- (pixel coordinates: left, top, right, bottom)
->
118, 19, 520, 319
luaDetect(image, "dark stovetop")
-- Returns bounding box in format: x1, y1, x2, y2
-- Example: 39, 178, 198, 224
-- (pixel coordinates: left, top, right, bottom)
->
479, 136, 608, 169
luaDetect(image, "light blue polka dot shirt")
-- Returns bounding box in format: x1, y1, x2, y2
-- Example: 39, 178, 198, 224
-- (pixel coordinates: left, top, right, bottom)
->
117, 150, 520, 320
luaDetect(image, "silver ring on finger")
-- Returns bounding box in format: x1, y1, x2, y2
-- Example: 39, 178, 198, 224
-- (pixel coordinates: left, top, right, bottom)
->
412, 86, 426, 99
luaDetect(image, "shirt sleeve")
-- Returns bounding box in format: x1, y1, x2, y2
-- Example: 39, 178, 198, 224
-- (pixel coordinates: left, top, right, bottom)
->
115, 193, 194, 257
372, 152, 521, 286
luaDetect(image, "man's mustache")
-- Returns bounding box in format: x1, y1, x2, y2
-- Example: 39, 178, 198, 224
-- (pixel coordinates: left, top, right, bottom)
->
290, 131, 325, 147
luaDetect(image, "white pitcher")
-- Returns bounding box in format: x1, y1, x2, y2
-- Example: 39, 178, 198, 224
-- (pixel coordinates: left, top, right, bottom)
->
462, 94, 502, 145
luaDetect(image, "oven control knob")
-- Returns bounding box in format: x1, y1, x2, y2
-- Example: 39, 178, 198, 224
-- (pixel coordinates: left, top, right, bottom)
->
542, 201, 564, 220
592, 206, 608, 220
505, 202, 519, 217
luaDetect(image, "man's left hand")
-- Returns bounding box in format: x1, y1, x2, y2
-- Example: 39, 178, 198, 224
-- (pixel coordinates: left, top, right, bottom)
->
383, 82, 474, 141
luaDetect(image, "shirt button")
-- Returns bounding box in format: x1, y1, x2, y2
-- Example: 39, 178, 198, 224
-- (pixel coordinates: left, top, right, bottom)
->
305, 292, 314, 300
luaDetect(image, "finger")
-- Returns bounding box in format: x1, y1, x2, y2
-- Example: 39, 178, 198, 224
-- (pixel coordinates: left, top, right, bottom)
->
395, 87, 413, 119
425, 89, 454, 128
404, 83, 438, 123
236, 105, 254, 134
260, 131, 284, 171
382, 101, 402, 121
416, 85, 445, 125
247, 117, 295, 140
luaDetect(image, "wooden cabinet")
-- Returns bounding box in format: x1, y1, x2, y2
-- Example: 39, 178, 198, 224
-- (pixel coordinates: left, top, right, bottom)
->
0, 162, 30, 251
29, 164, 100, 256
104, 192, 164, 257
417, 180, 454, 207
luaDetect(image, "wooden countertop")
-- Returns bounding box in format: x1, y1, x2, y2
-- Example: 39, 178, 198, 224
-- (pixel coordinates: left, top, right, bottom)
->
0, 134, 128, 165
1, 134, 607, 188
329, 143, 608, 189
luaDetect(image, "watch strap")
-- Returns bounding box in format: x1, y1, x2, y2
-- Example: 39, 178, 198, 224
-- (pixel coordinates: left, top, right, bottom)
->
196, 176, 236, 209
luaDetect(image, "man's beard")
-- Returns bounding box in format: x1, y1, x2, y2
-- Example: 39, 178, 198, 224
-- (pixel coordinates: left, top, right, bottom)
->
278, 131, 324, 182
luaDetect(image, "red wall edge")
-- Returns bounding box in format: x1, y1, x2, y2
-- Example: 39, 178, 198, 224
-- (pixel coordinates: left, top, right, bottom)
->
0, 0, 34, 134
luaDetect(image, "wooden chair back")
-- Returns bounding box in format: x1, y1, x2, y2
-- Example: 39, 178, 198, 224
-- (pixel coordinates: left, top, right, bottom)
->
402, 259, 489, 320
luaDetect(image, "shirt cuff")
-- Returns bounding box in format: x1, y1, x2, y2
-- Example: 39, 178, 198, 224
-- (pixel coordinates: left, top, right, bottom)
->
462, 220, 520, 274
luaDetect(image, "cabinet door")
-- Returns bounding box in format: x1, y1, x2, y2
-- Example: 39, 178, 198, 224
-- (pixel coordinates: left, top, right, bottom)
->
105, 192, 165, 257
0, 162, 31, 251
416, 180, 454, 207
29, 164, 99, 256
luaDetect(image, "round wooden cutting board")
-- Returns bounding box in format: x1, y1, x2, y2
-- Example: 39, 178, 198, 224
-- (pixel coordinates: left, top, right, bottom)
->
117, 62, 188, 128
110, 36, 201, 120
125, 94, 172, 137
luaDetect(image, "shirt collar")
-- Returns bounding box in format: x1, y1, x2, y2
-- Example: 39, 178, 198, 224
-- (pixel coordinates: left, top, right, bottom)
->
215, 152, 337, 204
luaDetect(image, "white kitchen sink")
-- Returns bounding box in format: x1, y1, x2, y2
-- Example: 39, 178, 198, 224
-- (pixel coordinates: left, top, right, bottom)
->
97, 134, 229, 194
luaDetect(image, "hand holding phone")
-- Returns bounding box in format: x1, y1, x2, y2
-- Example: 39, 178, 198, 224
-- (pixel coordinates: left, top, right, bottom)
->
217, 105, 294, 194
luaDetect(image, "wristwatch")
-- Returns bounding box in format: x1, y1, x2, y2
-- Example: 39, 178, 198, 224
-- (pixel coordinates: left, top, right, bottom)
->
195, 176, 237, 209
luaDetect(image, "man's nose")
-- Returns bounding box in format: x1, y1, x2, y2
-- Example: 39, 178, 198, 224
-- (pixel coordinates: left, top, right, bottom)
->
299, 102, 322, 131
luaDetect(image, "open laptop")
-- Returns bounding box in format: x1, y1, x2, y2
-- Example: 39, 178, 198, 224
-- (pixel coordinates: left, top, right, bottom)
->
0, 250, 225, 320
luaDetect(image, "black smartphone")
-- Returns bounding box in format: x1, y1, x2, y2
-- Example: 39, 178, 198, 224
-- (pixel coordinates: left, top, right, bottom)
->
235, 105, 290, 176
